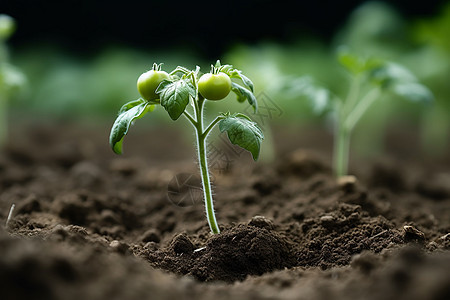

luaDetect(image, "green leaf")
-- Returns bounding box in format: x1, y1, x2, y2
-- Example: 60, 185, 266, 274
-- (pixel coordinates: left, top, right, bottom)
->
219, 113, 264, 160
337, 48, 382, 75
0, 63, 26, 95
231, 82, 258, 112
157, 79, 196, 120
282, 76, 333, 114
392, 82, 434, 103
337, 51, 364, 75
218, 63, 254, 92
109, 100, 152, 154
117, 98, 146, 114
369, 62, 434, 103
370, 62, 417, 87
229, 70, 254, 92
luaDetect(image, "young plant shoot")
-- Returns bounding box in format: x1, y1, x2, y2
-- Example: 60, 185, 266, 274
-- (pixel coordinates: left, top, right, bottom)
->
287, 50, 432, 177
0, 14, 26, 146
109, 61, 263, 234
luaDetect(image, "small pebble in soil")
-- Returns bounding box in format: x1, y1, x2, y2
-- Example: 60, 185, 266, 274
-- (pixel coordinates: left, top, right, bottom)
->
403, 225, 425, 243
320, 215, 335, 223
337, 175, 358, 192
109, 240, 129, 254
437, 233, 450, 249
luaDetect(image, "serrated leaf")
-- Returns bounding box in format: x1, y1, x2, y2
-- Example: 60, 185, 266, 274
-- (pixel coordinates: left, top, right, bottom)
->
392, 82, 434, 103
219, 113, 264, 160
109, 100, 152, 154
158, 79, 196, 120
231, 82, 258, 112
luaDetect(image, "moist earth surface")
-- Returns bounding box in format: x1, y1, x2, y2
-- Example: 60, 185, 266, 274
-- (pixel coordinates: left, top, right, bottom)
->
0, 121, 449, 300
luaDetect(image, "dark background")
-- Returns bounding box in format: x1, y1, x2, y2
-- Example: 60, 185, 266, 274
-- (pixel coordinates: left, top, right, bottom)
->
1, 0, 447, 59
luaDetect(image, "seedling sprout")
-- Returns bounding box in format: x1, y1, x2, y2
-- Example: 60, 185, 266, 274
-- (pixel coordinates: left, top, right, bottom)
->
109, 61, 263, 234
282, 49, 433, 177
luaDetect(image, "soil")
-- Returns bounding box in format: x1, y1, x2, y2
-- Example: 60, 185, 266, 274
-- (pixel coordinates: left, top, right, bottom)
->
0, 120, 449, 300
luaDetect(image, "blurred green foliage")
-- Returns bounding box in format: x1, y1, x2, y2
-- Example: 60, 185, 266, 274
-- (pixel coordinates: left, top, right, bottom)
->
0, 14, 26, 145
12, 46, 202, 122
0, 14, 26, 98
6, 2, 449, 155
409, 3, 450, 155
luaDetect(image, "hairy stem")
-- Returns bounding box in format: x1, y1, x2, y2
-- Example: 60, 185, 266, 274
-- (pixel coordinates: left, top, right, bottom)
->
183, 111, 196, 124
203, 116, 223, 139
188, 96, 220, 234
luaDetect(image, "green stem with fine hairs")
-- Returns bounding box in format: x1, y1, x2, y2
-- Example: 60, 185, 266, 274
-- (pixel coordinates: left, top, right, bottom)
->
185, 95, 223, 234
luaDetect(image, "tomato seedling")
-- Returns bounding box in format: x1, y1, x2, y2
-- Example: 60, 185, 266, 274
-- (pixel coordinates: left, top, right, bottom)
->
109, 61, 262, 234
282, 50, 432, 177
0, 14, 26, 146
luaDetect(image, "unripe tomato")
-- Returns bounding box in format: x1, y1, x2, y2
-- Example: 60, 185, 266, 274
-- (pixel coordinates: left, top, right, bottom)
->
198, 72, 232, 101
137, 70, 170, 101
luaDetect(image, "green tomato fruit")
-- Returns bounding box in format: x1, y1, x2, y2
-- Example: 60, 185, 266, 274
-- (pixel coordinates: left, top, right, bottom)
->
137, 70, 170, 101
198, 72, 232, 100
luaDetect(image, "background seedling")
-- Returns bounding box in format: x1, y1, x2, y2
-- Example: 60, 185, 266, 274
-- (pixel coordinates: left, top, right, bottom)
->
411, 3, 450, 156
283, 49, 433, 177
109, 61, 262, 234
0, 14, 26, 146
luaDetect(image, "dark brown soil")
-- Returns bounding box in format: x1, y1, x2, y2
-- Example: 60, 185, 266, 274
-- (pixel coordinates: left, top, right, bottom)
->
0, 121, 449, 300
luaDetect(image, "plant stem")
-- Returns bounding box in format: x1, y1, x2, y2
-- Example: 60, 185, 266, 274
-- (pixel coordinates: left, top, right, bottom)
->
343, 75, 361, 116
196, 128, 220, 234
187, 96, 220, 234
183, 111, 196, 124
334, 121, 351, 177
344, 88, 381, 130
332, 76, 359, 177
333, 87, 381, 177
203, 116, 223, 138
